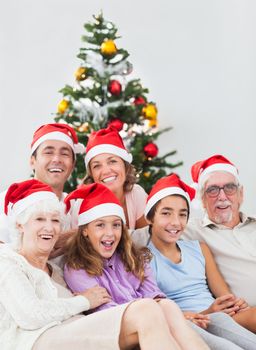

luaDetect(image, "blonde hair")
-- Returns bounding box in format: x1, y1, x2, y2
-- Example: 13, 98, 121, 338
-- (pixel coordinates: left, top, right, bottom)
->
65, 223, 152, 282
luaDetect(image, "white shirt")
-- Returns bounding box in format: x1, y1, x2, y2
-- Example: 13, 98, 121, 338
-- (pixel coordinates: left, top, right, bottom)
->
182, 212, 256, 306
0, 245, 89, 350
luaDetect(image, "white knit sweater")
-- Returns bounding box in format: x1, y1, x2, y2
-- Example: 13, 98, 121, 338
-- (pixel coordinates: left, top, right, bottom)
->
0, 245, 90, 350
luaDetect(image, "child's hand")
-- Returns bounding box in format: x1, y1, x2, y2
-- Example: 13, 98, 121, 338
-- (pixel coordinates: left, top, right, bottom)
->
207, 294, 239, 316
183, 311, 210, 329
76, 285, 112, 309
233, 297, 250, 313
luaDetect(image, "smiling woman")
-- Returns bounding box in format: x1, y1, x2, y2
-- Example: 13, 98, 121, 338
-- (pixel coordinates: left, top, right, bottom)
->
83, 126, 148, 230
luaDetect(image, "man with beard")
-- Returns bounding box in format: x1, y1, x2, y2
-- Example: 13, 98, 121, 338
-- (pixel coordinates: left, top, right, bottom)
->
183, 154, 256, 306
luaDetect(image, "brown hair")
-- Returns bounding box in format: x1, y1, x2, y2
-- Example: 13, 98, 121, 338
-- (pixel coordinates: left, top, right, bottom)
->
83, 160, 137, 193
146, 194, 190, 235
64, 223, 151, 282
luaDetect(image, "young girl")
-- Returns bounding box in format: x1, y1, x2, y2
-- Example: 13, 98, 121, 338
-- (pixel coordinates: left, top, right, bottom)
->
145, 173, 256, 350
64, 182, 209, 350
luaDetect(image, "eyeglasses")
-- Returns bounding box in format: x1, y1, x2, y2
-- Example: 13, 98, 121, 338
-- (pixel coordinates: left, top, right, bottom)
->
204, 183, 239, 198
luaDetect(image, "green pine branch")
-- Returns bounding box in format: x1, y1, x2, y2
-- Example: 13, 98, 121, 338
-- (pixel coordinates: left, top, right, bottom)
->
55, 12, 182, 192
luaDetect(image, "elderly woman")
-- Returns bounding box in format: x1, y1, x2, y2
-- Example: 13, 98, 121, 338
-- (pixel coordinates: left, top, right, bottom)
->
83, 126, 148, 230
0, 179, 208, 350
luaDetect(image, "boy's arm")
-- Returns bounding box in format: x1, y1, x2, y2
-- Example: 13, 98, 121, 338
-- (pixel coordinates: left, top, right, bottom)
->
200, 243, 248, 314
200, 242, 231, 297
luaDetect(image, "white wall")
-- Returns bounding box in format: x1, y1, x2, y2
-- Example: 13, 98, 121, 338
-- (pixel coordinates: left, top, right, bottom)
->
1, 0, 256, 213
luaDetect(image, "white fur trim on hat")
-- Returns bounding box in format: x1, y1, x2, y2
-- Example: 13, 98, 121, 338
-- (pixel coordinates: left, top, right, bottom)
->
85, 144, 133, 167
198, 163, 239, 188
78, 203, 126, 225
31, 131, 75, 155
9, 191, 59, 217
144, 187, 190, 217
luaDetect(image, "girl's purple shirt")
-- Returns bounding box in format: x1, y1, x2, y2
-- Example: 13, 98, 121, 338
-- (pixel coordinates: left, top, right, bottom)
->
64, 252, 166, 312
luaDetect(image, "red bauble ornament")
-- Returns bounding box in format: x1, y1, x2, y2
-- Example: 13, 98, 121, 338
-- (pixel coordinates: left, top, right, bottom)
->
108, 80, 122, 96
108, 118, 124, 131
133, 96, 146, 105
143, 142, 158, 158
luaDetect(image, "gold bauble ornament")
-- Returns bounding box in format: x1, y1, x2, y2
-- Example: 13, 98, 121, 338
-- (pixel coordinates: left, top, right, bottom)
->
75, 67, 87, 81
78, 122, 89, 133
148, 119, 158, 128
57, 99, 69, 114
142, 104, 158, 120
143, 172, 151, 178
100, 40, 117, 56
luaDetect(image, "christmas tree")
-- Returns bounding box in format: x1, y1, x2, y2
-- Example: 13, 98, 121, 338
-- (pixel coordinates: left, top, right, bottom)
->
55, 12, 182, 193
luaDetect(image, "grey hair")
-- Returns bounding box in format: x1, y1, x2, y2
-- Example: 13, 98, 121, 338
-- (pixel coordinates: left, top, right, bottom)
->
8, 199, 65, 249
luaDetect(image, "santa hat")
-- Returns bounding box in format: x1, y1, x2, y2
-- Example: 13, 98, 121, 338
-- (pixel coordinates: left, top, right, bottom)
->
191, 154, 239, 188
31, 123, 85, 155
84, 126, 132, 168
65, 183, 126, 225
144, 173, 195, 217
5, 179, 59, 217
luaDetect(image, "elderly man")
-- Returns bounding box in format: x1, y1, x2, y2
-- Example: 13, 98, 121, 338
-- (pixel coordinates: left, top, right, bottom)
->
183, 154, 256, 306
0, 123, 83, 247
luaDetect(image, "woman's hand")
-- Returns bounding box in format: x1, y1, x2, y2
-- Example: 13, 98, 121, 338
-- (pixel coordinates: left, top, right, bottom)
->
205, 294, 239, 316
75, 285, 112, 309
183, 311, 210, 329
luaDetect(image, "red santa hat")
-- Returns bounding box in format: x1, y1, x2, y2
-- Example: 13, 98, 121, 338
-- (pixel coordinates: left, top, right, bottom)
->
144, 173, 195, 217
4, 179, 59, 217
84, 126, 132, 168
191, 154, 239, 188
65, 183, 126, 225
30, 123, 85, 155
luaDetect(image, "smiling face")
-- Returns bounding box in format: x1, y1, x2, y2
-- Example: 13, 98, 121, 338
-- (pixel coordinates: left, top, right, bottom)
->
202, 171, 243, 228
149, 195, 189, 249
89, 153, 126, 196
30, 140, 75, 197
17, 211, 61, 255
83, 215, 122, 259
